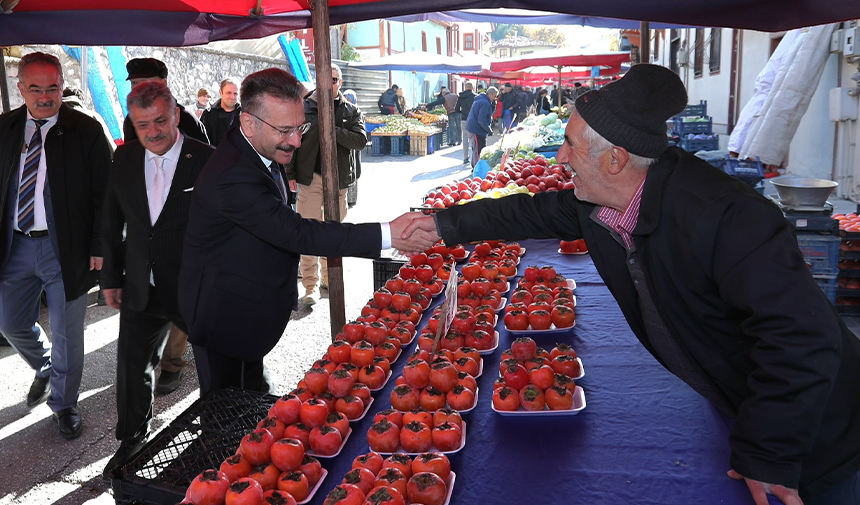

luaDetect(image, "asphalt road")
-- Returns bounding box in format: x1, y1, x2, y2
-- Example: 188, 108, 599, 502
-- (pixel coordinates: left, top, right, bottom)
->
0, 142, 472, 505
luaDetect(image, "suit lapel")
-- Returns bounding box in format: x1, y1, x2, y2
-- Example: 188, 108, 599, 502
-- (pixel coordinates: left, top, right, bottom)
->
230, 128, 285, 202
158, 143, 198, 222
125, 142, 151, 229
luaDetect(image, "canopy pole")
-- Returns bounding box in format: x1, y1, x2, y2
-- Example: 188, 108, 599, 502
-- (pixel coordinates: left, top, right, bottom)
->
640, 22, 650, 64
310, 0, 345, 339
557, 65, 562, 108
0, 49, 10, 113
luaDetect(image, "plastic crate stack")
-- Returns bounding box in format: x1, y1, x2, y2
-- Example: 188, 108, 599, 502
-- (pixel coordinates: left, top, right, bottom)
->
672, 100, 719, 152
785, 212, 838, 305
835, 215, 860, 314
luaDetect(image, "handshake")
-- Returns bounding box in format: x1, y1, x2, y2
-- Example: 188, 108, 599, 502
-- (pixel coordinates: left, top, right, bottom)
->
389, 213, 441, 255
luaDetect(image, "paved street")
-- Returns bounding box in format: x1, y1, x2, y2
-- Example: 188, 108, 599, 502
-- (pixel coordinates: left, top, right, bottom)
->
0, 142, 472, 505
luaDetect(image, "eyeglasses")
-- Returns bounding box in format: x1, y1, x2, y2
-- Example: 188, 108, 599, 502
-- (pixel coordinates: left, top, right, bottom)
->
244, 111, 311, 139
332, 77, 341, 84
26, 86, 60, 96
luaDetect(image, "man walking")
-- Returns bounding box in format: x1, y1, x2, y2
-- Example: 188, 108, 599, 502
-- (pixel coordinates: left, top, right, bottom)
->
0, 52, 111, 439
101, 81, 214, 479
465, 86, 498, 167
455, 83, 476, 165
286, 64, 366, 306
200, 78, 241, 147
428, 87, 460, 147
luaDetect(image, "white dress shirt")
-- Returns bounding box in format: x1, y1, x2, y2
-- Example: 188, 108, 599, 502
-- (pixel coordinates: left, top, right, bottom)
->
146, 132, 184, 285
14, 111, 59, 232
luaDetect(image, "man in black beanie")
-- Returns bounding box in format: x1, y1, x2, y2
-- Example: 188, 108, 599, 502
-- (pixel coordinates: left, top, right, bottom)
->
400, 64, 860, 505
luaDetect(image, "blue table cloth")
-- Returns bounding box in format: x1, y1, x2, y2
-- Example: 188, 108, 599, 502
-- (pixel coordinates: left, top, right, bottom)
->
307, 238, 767, 505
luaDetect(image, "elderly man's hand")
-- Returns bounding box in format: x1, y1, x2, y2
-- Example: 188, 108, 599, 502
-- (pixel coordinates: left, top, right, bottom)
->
390, 213, 439, 255
727, 469, 803, 505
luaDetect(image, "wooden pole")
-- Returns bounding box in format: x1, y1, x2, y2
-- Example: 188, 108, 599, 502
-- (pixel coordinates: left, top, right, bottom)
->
639, 22, 651, 64
557, 65, 562, 108
0, 50, 11, 113
310, 0, 346, 340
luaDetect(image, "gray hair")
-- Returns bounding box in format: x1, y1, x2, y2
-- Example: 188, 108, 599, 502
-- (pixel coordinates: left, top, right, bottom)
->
220, 77, 239, 91
127, 81, 177, 110
18, 52, 63, 81
569, 107, 657, 168
332, 64, 342, 79
486, 86, 499, 97
240, 68, 304, 117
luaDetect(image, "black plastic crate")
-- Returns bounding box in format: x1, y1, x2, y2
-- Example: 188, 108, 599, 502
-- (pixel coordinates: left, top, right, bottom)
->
112, 388, 277, 505
814, 275, 837, 304
373, 257, 407, 291
797, 234, 840, 276
785, 214, 838, 234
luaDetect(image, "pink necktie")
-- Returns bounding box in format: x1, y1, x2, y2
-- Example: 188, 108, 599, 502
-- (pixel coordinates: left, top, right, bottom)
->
150, 156, 165, 225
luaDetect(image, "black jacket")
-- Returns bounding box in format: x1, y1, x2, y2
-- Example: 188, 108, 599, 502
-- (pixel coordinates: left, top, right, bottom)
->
378, 89, 402, 114
285, 91, 366, 190
0, 104, 111, 300
200, 99, 241, 147
455, 90, 476, 120
178, 128, 383, 360
435, 147, 860, 501
102, 137, 214, 318
124, 107, 209, 145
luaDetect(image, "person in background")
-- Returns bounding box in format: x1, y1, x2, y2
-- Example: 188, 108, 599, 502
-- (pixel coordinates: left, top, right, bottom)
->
100, 81, 214, 480
428, 88, 460, 147
396, 87, 407, 115
455, 82, 476, 165
285, 64, 366, 306
62, 87, 117, 153
550, 84, 559, 107
499, 83, 516, 130
377, 84, 402, 115
200, 77, 241, 147
342, 89, 362, 209
536, 88, 551, 115
492, 88, 504, 134
401, 64, 860, 505
191, 88, 210, 119
512, 85, 529, 125
0, 52, 112, 440
465, 86, 498, 168
122, 58, 209, 145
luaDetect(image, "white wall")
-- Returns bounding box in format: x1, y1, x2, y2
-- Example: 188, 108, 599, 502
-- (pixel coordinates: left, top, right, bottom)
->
683, 28, 733, 139
788, 54, 838, 180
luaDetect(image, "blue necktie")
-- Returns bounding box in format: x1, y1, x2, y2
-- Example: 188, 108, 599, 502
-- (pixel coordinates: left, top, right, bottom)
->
18, 119, 48, 233
270, 162, 287, 201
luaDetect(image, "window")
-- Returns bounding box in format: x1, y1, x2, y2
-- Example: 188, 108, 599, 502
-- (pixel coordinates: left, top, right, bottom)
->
499, 48, 508, 58
464, 33, 474, 50
436, 37, 442, 55
422, 31, 427, 52
694, 28, 704, 77
709, 28, 721, 73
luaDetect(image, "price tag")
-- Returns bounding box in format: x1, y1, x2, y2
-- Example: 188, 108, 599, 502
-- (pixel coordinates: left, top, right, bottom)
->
432, 262, 459, 355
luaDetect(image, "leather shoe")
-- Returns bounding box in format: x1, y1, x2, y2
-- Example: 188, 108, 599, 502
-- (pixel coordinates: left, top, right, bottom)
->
102, 437, 148, 481
26, 374, 51, 407
155, 369, 183, 395
52, 407, 82, 440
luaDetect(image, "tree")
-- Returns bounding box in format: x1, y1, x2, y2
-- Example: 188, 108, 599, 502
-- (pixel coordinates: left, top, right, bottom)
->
491, 24, 525, 41
341, 42, 360, 62
522, 27, 565, 46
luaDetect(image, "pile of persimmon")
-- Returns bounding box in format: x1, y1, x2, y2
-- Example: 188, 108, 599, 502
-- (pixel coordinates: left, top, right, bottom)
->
559, 239, 588, 253
458, 241, 521, 286
504, 266, 576, 331
385, 346, 480, 416
418, 304, 497, 352
493, 338, 581, 412
321, 451, 452, 505
367, 404, 466, 454
420, 241, 468, 280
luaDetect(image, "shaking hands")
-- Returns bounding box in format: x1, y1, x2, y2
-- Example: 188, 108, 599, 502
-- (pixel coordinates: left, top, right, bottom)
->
389, 213, 441, 255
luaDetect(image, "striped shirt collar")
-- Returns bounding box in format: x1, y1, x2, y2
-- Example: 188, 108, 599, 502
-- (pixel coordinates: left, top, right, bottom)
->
596, 177, 647, 249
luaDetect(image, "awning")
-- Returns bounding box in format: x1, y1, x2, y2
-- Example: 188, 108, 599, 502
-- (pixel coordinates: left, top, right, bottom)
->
490, 50, 631, 72
348, 51, 484, 72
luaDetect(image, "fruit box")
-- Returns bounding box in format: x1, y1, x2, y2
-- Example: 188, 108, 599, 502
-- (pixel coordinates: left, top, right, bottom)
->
797, 234, 840, 276
111, 388, 278, 505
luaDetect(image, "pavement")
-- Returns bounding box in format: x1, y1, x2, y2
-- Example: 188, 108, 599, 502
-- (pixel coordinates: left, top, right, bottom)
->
0, 142, 472, 505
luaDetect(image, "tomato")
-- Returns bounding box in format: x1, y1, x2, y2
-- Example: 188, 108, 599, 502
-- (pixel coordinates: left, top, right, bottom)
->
446, 385, 475, 411
502, 363, 530, 390
325, 411, 350, 438
257, 416, 286, 441
400, 421, 432, 453
390, 384, 420, 411
374, 468, 408, 499
406, 472, 448, 505
225, 477, 263, 505
299, 455, 323, 487
529, 365, 556, 390
550, 355, 581, 377
343, 467, 377, 496
363, 486, 406, 505
456, 371, 478, 392
492, 386, 520, 411
373, 408, 403, 429
220, 454, 252, 482
276, 470, 309, 501
550, 343, 578, 360
269, 438, 305, 472
273, 394, 302, 426
374, 287, 393, 308
261, 489, 297, 505
323, 484, 365, 505
428, 361, 458, 393
412, 452, 451, 481
329, 369, 357, 398
419, 386, 447, 412
510, 337, 537, 361
335, 395, 365, 421
528, 309, 553, 330
431, 421, 462, 452
240, 428, 275, 466
353, 451, 384, 476
304, 367, 330, 395
519, 384, 547, 411
351, 341, 376, 368
249, 463, 280, 492
546, 385, 575, 410
367, 419, 401, 453
283, 423, 310, 452
504, 310, 529, 331
300, 398, 330, 428
403, 359, 430, 389
382, 453, 413, 480
551, 305, 575, 328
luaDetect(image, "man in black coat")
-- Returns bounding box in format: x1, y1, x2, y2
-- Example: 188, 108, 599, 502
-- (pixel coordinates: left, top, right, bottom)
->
0, 52, 111, 439
401, 64, 860, 505
178, 68, 434, 393
121, 58, 209, 145
200, 77, 241, 147
455, 83, 476, 165
100, 82, 214, 479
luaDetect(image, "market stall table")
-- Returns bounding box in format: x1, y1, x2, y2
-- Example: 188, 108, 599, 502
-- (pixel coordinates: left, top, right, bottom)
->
305, 238, 759, 505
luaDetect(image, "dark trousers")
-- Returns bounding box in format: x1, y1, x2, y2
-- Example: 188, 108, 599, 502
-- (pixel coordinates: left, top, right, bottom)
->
471, 133, 487, 168
807, 469, 860, 505
192, 344, 268, 395
115, 287, 184, 442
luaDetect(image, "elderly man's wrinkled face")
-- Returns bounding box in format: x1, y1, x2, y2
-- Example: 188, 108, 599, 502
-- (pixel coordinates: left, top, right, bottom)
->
556, 114, 614, 206
17, 62, 63, 119
129, 97, 180, 156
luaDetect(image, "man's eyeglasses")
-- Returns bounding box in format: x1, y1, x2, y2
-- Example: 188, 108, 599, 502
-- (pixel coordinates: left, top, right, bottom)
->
332, 77, 341, 84
26, 86, 60, 96
244, 111, 310, 139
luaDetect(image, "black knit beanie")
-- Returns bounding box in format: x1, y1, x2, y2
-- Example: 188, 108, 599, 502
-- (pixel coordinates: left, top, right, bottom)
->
574, 64, 687, 158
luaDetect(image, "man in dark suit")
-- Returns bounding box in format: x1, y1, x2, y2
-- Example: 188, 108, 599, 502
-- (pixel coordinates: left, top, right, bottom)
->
100, 82, 214, 479
0, 52, 111, 439
178, 68, 434, 393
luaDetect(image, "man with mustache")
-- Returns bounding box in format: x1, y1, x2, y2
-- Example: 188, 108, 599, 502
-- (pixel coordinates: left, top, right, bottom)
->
178, 68, 434, 393
100, 81, 214, 479
0, 52, 112, 439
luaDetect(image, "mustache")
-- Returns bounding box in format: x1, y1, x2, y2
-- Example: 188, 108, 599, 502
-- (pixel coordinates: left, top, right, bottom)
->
35, 101, 55, 108
145, 133, 167, 143
276, 145, 296, 153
